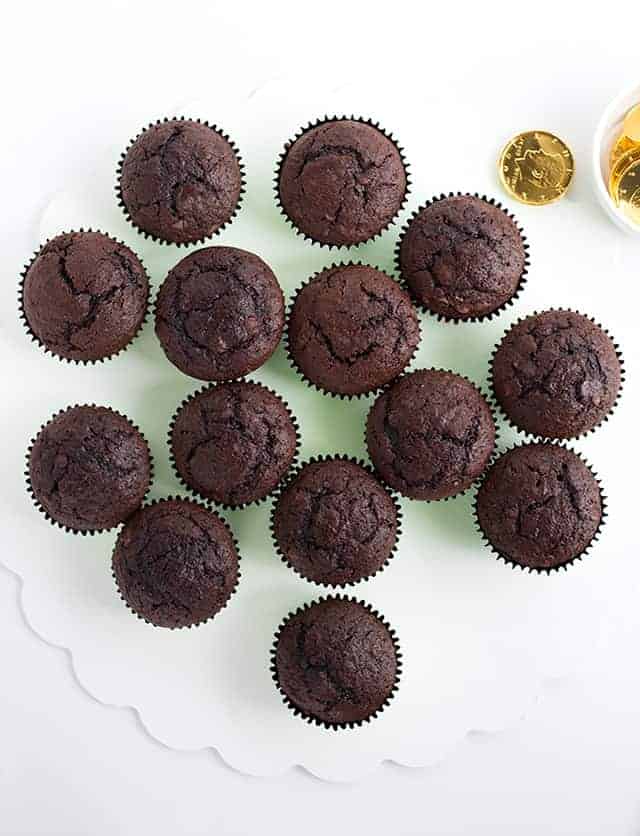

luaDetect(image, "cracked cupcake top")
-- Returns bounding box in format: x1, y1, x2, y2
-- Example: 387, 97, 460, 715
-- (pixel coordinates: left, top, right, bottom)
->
491, 310, 622, 439
155, 246, 285, 381
273, 458, 398, 586
119, 119, 243, 245
366, 369, 495, 500
278, 119, 407, 246
398, 195, 526, 320
170, 381, 298, 507
287, 264, 420, 396
475, 444, 602, 570
273, 598, 398, 726
112, 498, 239, 628
28, 405, 151, 532
22, 231, 149, 362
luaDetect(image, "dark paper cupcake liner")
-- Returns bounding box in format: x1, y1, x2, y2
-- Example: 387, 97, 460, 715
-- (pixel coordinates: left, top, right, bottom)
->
274, 114, 411, 249
167, 379, 301, 511
284, 261, 421, 400
269, 453, 403, 588
363, 368, 500, 503
25, 404, 154, 535
270, 594, 402, 730
488, 308, 626, 441
111, 494, 241, 629
115, 116, 246, 247
394, 192, 530, 323
18, 228, 151, 365
472, 440, 608, 574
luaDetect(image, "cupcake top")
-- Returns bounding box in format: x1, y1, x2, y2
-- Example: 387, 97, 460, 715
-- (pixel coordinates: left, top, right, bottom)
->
119, 119, 243, 245
21, 231, 149, 362
155, 246, 285, 381
476, 443, 602, 571
273, 598, 399, 726
366, 369, 495, 500
170, 381, 298, 507
28, 405, 151, 532
272, 458, 399, 586
398, 195, 526, 320
491, 310, 622, 439
112, 498, 239, 628
278, 119, 407, 246
287, 263, 420, 396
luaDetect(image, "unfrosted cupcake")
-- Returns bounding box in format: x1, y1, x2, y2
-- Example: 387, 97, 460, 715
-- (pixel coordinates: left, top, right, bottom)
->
277, 117, 408, 246
272, 597, 401, 728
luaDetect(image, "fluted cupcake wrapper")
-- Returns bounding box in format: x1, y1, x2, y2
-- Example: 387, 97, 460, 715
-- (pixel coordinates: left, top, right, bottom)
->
167, 379, 302, 511
488, 308, 626, 442
115, 116, 246, 247
274, 114, 411, 249
270, 594, 402, 730
18, 228, 151, 365
363, 367, 501, 503
269, 453, 404, 588
111, 494, 242, 629
25, 404, 154, 535
284, 261, 422, 400
472, 440, 608, 574
394, 192, 530, 323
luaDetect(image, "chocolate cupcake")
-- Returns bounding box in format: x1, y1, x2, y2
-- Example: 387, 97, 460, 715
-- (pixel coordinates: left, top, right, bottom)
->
170, 381, 299, 508
475, 443, 604, 572
271, 597, 401, 728
396, 194, 528, 321
287, 263, 420, 396
366, 369, 496, 500
27, 405, 152, 533
19, 231, 149, 363
117, 118, 244, 245
272, 457, 400, 586
277, 117, 409, 247
112, 497, 239, 628
491, 310, 624, 440
155, 246, 285, 381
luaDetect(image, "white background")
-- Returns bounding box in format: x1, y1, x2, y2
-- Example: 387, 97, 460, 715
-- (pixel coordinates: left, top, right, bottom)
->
2, 1, 640, 833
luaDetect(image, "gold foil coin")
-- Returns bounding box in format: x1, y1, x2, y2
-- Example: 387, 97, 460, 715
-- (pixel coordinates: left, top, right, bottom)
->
622, 103, 640, 144
617, 158, 640, 225
499, 131, 574, 205
608, 145, 640, 204
609, 134, 637, 170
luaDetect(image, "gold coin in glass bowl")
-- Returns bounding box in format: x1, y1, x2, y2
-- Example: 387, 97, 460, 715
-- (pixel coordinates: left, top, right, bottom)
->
499, 130, 574, 205
608, 145, 640, 203
617, 158, 640, 225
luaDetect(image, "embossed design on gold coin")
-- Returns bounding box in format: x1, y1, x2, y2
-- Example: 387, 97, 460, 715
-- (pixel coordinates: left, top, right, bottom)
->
609, 134, 636, 170
617, 158, 640, 225
499, 131, 574, 205
608, 145, 640, 205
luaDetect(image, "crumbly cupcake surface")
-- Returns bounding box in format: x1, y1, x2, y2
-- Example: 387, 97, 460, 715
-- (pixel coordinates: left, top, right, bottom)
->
112, 499, 239, 628
28, 405, 151, 531
274, 598, 398, 725
119, 119, 242, 244
278, 119, 407, 246
366, 369, 495, 500
171, 382, 297, 507
476, 444, 602, 570
155, 246, 284, 381
492, 310, 622, 439
287, 264, 420, 395
398, 195, 526, 319
22, 231, 148, 362
273, 459, 398, 586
